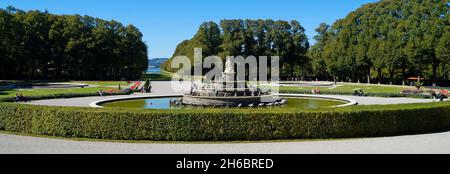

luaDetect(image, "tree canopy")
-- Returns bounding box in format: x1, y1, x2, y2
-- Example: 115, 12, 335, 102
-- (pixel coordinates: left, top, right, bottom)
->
0, 7, 148, 80
312, 0, 450, 84
162, 19, 310, 78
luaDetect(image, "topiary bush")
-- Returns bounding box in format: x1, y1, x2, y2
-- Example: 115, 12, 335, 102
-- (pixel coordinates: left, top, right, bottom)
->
1, 101, 450, 141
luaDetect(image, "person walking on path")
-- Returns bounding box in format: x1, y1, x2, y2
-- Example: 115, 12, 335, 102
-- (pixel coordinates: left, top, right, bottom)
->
147, 83, 152, 93
440, 93, 445, 102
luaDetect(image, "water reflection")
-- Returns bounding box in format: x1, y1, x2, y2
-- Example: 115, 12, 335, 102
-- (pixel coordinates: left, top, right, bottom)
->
101, 97, 346, 110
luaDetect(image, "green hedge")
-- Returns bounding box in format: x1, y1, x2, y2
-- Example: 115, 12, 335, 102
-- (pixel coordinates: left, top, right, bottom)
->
1, 102, 450, 141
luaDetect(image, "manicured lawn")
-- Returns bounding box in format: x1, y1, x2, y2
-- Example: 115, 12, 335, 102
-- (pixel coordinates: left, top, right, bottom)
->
0, 80, 127, 100
71, 81, 130, 87
141, 70, 173, 81
0, 80, 55, 87
0, 87, 113, 99
279, 84, 422, 94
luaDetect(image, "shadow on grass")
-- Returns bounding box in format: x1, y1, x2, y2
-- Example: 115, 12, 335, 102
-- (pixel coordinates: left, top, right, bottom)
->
141, 73, 172, 81
0, 86, 15, 96
0, 80, 69, 89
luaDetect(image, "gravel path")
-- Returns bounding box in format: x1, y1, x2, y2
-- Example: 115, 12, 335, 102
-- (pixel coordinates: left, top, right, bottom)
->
1, 131, 450, 154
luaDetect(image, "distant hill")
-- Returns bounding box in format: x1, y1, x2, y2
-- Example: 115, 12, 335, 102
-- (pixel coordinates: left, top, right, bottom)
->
148, 58, 168, 68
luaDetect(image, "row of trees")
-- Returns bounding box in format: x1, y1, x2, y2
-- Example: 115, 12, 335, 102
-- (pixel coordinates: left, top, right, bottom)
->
164, 0, 450, 85
0, 7, 148, 80
310, 0, 450, 84
162, 19, 310, 78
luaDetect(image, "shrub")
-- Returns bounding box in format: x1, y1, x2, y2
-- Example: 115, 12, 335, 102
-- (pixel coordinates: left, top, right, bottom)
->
1, 102, 450, 141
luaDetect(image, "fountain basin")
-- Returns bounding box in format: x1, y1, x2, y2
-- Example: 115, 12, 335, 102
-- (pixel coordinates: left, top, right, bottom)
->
182, 95, 276, 106
97, 94, 356, 110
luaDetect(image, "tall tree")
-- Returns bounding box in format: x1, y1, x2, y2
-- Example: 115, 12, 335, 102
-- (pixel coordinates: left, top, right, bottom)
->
0, 7, 148, 80
309, 23, 330, 79
436, 31, 450, 80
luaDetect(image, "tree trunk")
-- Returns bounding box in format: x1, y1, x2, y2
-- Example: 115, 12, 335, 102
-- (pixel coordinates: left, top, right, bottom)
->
389, 70, 394, 85
291, 63, 295, 79
443, 64, 448, 80
432, 63, 438, 84
377, 69, 382, 84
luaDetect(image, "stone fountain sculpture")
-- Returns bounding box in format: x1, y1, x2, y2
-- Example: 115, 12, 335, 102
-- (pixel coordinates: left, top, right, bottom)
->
181, 57, 282, 107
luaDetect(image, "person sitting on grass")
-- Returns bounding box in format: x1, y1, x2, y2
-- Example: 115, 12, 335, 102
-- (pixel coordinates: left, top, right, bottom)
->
14, 93, 28, 102
14, 93, 21, 102
359, 89, 364, 96
316, 88, 321, 94
98, 89, 103, 96
312, 88, 321, 95
20, 93, 29, 102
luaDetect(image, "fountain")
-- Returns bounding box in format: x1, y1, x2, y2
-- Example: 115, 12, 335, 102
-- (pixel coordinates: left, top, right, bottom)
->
181, 57, 285, 107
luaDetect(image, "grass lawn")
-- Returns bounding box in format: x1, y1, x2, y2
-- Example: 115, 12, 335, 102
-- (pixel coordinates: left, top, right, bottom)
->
0, 86, 113, 99
279, 84, 422, 94
71, 81, 130, 87
141, 70, 173, 81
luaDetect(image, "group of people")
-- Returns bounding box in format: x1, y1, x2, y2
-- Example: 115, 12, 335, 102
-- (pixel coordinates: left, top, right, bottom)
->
431, 90, 446, 102
354, 89, 364, 96
141, 85, 151, 93
14, 93, 29, 102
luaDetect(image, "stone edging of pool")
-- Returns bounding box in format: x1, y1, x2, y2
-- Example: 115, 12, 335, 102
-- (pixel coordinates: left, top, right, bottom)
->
89, 94, 358, 108
89, 94, 183, 108
275, 94, 358, 107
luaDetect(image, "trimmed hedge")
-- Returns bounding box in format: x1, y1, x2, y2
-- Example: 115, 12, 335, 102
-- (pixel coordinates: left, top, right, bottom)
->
1, 102, 450, 141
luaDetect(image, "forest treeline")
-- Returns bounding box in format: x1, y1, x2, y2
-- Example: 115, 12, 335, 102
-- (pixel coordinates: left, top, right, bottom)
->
164, 0, 450, 84
0, 6, 148, 80
162, 19, 310, 78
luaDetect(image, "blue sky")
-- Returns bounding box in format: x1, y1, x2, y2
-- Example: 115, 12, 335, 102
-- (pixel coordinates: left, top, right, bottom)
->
0, 0, 378, 58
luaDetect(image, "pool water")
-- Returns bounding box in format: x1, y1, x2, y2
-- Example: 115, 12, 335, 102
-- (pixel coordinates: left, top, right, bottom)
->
100, 97, 346, 110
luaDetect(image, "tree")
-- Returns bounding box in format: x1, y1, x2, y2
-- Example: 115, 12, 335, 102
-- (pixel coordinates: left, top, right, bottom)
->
0, 7, 148, 80
309, 23, 330, 79
220, 19, 246, 57
288, 20, 309, 78
436, 32, 450, 80
314, 0, 449, 85
193, 21, 222, 56
164, 19, 310, 79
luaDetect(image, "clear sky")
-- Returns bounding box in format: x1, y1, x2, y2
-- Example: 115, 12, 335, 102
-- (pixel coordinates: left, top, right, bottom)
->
0, 0, 378, 58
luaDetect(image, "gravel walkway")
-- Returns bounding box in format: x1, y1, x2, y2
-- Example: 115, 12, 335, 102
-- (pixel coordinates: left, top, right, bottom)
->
1, 131, 450, 154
